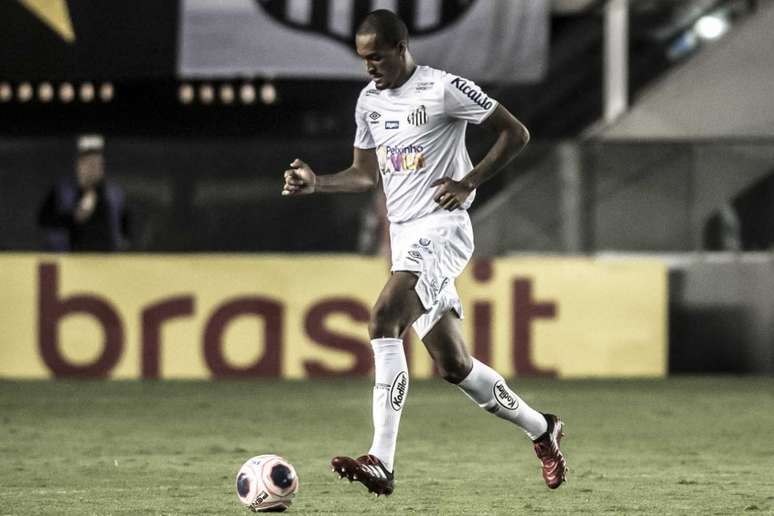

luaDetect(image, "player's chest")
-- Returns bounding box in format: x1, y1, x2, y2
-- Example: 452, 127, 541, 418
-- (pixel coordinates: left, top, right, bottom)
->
366, 97, 445, 141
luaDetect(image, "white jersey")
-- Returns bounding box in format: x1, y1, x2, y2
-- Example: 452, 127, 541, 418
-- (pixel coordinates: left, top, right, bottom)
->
353, 65, 498, 224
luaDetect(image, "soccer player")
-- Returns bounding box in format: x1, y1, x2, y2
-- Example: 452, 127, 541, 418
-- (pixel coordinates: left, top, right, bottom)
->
282, 9, 567, 496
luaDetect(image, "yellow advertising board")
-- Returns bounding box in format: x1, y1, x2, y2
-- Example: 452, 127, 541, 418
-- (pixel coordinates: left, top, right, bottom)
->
0, 254, 666, 379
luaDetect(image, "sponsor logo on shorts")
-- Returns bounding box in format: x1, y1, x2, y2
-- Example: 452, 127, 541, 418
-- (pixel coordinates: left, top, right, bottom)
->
493, 380, 519, 410
390, 371, 408, 411
385, 120, 399, 129
427, 277, 450, 299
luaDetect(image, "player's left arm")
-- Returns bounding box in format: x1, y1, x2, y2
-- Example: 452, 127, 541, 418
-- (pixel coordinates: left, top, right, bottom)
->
432, 105, 529, 210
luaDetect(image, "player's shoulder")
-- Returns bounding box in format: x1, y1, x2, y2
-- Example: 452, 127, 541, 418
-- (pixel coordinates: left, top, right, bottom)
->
435, 68, 481, 94
439, 69, 495, 108
408, 65, 447, 94
418, 66, 469, 85
420, 67, 486, 101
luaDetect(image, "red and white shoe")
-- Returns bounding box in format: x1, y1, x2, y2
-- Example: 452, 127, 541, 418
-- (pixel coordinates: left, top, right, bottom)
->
331, 454, 394, 496
533, 413, 568, 489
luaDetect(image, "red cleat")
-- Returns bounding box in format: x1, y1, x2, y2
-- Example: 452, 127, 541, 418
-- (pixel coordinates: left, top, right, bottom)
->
533, 413, 568, 489
330, 454, 394, 496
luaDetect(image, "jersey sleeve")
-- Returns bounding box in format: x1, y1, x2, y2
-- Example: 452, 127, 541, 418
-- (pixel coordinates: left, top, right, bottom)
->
353, 93, 375, 149
443, 74, 498, 125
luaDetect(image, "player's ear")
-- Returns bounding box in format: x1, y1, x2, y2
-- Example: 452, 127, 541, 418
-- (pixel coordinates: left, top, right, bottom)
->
397, 40, 407, 58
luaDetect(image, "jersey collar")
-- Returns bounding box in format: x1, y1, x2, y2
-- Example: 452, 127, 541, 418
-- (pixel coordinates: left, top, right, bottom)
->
385, 65, 421, 96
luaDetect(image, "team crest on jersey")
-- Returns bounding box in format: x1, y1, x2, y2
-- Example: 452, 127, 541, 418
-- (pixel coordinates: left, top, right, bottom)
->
376, 144, 426, 175
407, 105, 429, 126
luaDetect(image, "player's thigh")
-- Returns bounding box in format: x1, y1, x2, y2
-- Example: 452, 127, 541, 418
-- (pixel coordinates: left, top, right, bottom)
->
421, 311, 473, 381
372, 270, 426, 326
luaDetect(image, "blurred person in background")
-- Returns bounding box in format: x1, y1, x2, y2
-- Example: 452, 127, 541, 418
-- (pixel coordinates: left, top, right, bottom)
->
282, 9, 566, 498
37, 134, 131, 252
703, 201, 741, 251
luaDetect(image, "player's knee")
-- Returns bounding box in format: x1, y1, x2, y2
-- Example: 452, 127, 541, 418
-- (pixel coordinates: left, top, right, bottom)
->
438, 355, 473, 384
368, 305, 402, 339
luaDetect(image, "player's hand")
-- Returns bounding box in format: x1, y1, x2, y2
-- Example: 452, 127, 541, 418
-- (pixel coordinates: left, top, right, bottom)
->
282, 158, 316, 196
431, 177, 473, 211
74, 189, 97, 223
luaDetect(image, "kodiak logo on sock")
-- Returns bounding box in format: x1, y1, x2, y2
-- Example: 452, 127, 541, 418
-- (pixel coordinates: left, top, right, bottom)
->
390, 371, 408, 411
493, 380, 519, 410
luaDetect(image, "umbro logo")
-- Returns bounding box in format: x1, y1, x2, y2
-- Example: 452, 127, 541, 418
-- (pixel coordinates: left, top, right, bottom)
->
369, 111, 381, 120
407, 105, 428, 126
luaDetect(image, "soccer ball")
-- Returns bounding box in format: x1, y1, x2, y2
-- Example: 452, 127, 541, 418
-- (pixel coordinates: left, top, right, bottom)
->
236, 454, 299, 512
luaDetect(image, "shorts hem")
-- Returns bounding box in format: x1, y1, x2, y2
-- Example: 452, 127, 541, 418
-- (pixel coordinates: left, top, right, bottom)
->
412, 302, 464, 340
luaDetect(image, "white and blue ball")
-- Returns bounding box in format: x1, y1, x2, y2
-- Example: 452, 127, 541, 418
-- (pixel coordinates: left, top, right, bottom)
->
236, 454, 299, 512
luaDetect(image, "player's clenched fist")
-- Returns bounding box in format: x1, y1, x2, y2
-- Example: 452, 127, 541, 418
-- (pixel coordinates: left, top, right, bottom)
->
282, 158, 316, 196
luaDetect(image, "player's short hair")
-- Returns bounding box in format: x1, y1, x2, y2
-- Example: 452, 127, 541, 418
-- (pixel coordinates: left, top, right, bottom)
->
77, 134, 104, 155
356, 9, 408, 48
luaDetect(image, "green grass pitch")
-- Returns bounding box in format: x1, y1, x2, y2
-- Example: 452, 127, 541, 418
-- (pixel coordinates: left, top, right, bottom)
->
1, 377, 773, 515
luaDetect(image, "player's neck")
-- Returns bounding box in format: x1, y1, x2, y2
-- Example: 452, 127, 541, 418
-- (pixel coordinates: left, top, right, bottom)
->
392, 57, 417, 90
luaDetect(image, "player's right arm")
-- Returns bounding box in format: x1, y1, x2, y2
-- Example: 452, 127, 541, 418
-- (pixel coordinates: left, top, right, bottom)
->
281, 147, 379, 196
282, 86, 380, 196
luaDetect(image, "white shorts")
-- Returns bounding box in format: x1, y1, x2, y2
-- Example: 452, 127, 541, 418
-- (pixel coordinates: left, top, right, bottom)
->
389, 210, 475, 339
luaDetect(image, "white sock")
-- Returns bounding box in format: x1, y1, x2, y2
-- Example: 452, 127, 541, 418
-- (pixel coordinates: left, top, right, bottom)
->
457, 358, 548, 440
367, 338, 408, 472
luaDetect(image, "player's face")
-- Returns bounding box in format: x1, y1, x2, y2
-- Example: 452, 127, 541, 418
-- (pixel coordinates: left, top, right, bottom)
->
76, 153, 104, 189
355, 33, 406, 90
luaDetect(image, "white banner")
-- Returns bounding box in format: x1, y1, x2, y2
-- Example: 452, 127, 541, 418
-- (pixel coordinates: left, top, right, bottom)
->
179, 0, 548, 83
